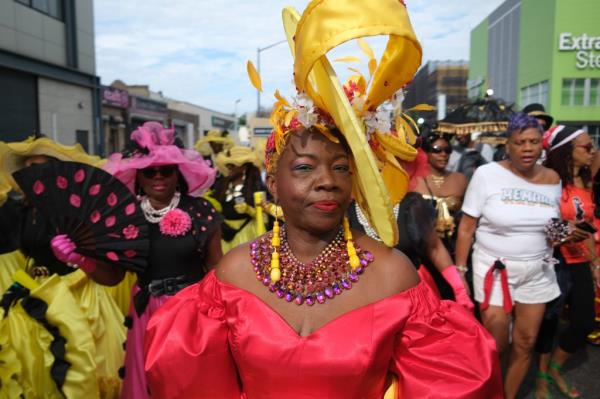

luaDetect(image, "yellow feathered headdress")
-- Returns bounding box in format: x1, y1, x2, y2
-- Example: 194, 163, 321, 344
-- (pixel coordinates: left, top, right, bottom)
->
248, 0, 423, 247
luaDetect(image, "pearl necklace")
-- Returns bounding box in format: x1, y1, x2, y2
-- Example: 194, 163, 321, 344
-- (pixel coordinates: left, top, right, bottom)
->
354, 202, 399, 242
140, 191, 181, 223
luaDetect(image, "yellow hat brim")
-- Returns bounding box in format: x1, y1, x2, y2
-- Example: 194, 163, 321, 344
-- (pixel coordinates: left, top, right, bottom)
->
214, 149, 262, 177
0, 137, 104, 192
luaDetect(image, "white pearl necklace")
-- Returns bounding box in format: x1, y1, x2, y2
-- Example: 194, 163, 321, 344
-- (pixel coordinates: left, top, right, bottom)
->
354, 202, 400, 242
140, 191, 181, 223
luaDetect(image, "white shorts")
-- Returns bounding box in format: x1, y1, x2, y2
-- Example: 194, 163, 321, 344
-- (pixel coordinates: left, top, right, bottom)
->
472, 245, 560, 307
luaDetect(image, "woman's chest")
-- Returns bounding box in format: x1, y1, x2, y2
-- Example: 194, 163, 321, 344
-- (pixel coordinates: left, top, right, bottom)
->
223, 290, 406, 377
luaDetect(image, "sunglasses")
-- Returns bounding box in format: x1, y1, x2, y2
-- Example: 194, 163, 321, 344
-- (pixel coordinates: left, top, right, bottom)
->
576, 143, 595, 153
430, 145, 452, 155
141, 165, 177, 179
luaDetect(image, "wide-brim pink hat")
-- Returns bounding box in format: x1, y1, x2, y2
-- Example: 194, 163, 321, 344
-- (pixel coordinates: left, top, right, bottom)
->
104, 122, 216, 196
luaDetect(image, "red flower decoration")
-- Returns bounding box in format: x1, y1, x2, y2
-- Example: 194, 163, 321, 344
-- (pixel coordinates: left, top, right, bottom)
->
89, 184, 101, 196
125, 202, 136, 216
122, 224, 139, 240
106, 251, 119, 261
90, 210, 101, 224
265, 132, 277, 170
105, 215, 116, 228
33, 180, 45, 195
107, 192, 118, 206
56, 176, 68, 189
124, 249, 137, 258
74, 169, 86, 183
159, 209, 192, 237
69, 194, 81, 208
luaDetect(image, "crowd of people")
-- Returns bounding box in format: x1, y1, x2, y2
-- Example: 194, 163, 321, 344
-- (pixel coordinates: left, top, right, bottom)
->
0, 1, 599, 398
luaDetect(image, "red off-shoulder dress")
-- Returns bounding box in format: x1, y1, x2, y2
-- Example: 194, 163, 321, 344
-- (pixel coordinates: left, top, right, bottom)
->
145, 270, 502, 398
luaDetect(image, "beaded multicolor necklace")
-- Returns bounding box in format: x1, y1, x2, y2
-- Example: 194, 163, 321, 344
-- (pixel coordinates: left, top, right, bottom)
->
250, 224, 375, 306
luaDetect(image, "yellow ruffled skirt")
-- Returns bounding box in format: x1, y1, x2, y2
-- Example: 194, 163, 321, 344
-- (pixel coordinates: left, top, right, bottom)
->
221, 218, 262, 254
0, 270, 125, 398
0, 250, 26, 294
105, 271, 137, 317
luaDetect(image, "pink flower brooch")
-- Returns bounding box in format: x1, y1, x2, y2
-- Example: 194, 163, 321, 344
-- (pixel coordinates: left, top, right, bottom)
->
159, 209, 192, 237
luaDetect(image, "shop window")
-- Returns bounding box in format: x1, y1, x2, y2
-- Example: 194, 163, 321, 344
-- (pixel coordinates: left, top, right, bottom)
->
561, 79, 574, 106
520, 81, 548, 108
561, 78, 600, 107
14, 0, 63, 20
586, 125, 600, 146
590, 79, 600, 107
574, 79, 585, 105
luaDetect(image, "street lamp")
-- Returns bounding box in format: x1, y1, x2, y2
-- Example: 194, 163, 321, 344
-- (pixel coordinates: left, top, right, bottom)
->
256, 39, 287, 115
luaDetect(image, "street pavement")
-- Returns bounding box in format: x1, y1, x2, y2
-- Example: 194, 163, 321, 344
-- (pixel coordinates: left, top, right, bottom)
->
519, 343, 599, 398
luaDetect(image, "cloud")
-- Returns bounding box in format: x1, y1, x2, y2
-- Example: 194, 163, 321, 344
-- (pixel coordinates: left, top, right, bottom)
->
95, 0, 503, 114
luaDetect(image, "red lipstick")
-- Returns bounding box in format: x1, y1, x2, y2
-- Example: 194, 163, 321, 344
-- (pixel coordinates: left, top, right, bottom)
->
312, 201, 339, 212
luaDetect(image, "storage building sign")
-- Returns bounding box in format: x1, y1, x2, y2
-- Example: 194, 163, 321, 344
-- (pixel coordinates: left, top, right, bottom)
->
558, 33, 600, 69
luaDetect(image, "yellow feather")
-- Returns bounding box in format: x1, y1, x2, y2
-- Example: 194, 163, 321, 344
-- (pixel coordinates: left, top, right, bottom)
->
407, 104, 435, 112
346, 75, 368, 94
368, 59, 377, 78
284, 110, 297, 127
396, 115, 419, 145
247, 61, 262, 92
274, 89, 291, 108
334, 56, 362, 63
403, 114, 420, 136
348, 67, 364, 76
313, 124, 340, 143
375, 132, 417, 161
357, 38, 375, 61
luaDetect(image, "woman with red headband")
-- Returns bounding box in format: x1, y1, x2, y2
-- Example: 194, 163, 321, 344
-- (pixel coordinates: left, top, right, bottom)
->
455, 113, 562, 399
534, 125, 599, 399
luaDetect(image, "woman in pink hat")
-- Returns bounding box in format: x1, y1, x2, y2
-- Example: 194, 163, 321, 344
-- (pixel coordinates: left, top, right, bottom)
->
99, 122, 222, 398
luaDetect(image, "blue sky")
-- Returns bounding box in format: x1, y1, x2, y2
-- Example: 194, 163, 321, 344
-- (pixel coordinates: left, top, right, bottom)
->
94, 0, 504, 115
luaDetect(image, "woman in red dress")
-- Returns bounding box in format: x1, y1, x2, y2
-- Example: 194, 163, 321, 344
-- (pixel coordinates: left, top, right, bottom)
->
145, 1, 502, 397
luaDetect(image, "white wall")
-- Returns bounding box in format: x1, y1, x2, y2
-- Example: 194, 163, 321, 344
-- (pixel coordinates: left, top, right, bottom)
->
0, 1, 67, 66
0, 0, 95, 74
38, 77, 94, 151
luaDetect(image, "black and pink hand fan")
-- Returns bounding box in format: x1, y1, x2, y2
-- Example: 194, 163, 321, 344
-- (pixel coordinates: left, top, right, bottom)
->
13, 160, 148, 273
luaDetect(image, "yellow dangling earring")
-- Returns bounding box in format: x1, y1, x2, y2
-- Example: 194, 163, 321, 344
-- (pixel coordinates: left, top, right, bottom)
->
270, 205, 281, 283
343, 217, 361, 270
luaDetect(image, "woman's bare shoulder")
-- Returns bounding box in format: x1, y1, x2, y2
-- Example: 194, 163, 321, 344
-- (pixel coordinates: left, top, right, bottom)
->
355, 232, 420, 296
539, 166, 560, 185
214, 241, 253, 286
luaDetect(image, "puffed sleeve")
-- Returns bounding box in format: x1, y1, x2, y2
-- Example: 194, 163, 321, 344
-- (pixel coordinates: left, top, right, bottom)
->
391, 283, 503, 398
144, 271, 241, 399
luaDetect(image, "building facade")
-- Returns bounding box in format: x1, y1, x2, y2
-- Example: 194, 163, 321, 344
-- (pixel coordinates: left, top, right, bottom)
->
101, 80, 236, 152
0, 0, 101, 153
469, 0, 600, 139
403, 60, 469, 116
101, 84, 129, 154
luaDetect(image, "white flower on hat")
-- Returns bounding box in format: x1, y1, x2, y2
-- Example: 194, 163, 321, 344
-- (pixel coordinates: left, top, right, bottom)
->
293, 93, 319, 127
